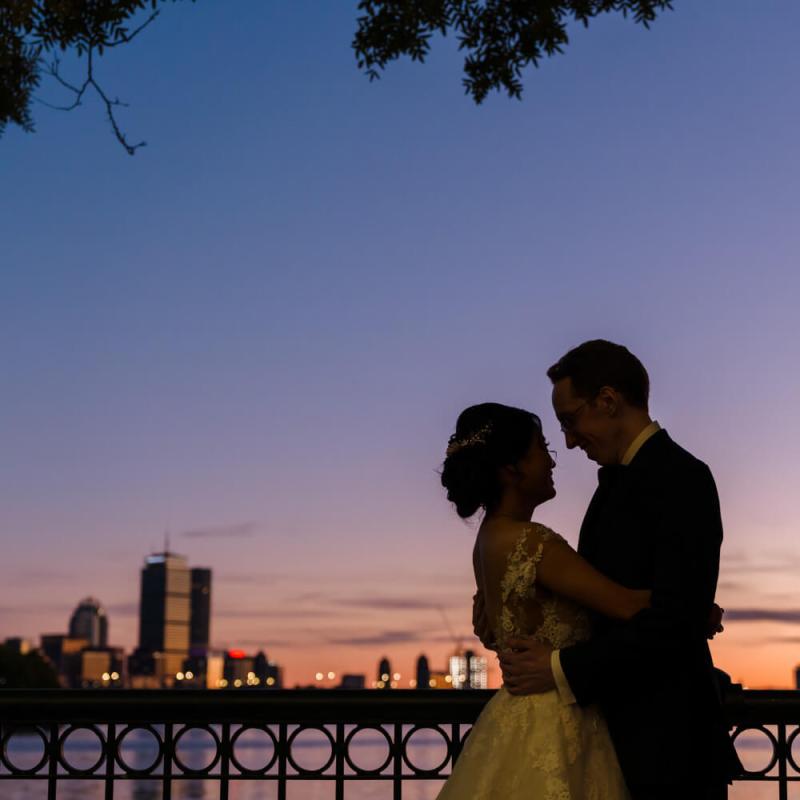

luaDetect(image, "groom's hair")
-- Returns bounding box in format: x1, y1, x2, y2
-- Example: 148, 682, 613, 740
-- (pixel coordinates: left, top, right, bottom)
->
547, 340, 649, 410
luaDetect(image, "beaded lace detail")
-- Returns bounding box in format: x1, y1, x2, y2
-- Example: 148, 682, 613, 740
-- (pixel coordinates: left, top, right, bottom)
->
495, 522, 591, 653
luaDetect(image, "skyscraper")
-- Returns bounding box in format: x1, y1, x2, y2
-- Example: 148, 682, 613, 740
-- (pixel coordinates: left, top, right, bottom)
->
138, 550, 191, 682
416, 654, 431, 689
190, 567, 212, 652
449, 648, 488, 689
68, 597, 108, 648
377, 656, 391, 689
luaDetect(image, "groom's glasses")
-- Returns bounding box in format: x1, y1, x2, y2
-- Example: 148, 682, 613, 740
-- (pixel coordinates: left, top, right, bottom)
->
558, 401, 589, 433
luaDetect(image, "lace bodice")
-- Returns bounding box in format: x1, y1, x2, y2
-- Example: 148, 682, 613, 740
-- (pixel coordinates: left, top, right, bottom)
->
493, 522, 591, 652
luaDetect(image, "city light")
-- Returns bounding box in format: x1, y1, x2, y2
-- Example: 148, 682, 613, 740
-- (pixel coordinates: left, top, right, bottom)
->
381, 673, 389, 681
393, 672, 400, 680
409, 679, 417, 688
266, 677, 275, 686
185, 671, 193, 680
315, 672, 324, 681
176, 672, 184, 681
234, 679, 242, 687
327, 671, 335, 680
101, 672, 110, 681
111, 671, 119, 680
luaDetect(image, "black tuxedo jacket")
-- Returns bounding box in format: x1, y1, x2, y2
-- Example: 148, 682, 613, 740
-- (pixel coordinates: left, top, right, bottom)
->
559, 429, 742, 792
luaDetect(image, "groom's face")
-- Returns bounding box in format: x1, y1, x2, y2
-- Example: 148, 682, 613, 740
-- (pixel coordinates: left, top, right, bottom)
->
551, 377, 616, 465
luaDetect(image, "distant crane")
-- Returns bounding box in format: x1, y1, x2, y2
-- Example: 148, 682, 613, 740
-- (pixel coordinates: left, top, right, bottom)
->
436, 605, 464, 655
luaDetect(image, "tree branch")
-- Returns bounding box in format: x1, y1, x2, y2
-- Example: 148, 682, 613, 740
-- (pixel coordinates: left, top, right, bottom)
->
36, 49, 145, 155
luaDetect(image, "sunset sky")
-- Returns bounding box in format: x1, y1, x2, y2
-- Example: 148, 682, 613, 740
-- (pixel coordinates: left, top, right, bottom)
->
2, 1, 800, 689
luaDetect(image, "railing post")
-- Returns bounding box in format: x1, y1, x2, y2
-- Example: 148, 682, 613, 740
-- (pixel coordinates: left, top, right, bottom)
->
47, 721, 58, 800
393, 722, 403, 800
778, 723, 788, 800
335, 722, 345, 800
277, 722, 287, 800
162, 722, 173, 800
104, 721, 116, 800
219, 722, 230, 800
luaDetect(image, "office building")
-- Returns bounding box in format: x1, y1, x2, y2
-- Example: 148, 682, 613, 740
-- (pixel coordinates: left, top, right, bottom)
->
190, 567, 211, 652
137, 550, 191, 684
69, 597, 109, 648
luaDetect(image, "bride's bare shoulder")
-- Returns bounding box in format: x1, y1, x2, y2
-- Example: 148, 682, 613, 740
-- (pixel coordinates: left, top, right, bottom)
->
477, 518, 534, 556
478, 518, 569, 555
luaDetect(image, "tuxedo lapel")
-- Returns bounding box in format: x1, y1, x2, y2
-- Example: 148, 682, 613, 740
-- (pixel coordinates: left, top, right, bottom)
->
578, 465, 635, 564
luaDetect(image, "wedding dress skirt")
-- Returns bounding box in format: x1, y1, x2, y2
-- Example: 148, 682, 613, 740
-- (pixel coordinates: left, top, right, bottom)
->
436, 522, 631, 799
436, 686, 630, 799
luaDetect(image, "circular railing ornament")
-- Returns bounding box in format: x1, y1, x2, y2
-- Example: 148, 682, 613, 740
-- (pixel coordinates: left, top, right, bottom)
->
286, 725, 336, 775
172, 724, 222, 775
1, 725, 49, 775
57, 724, 107, 776
400, 724, 451, 776
229, 725, 279, 775
731, 725, 779, 776
343, 724, 394, 774
114, 724, 164, 776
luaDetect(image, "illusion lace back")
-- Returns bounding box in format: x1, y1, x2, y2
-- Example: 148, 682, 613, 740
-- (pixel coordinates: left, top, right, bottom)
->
436, 522, 631, 800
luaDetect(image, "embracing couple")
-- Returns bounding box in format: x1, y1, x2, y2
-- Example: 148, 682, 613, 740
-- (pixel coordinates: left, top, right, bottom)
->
436, 340, 743, 800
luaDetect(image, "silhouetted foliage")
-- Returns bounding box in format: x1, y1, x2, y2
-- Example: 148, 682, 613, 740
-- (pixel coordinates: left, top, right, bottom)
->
0, 0, 191, 153
2, 1, 674, 154
0, 645, 60, 689
353, 0, 673, 103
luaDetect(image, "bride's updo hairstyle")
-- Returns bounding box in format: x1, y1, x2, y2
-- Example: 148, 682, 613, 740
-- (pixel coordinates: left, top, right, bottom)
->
441, 402, 543, 520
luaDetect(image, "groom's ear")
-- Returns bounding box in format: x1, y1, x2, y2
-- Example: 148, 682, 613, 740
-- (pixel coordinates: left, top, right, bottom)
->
595, 386, 621, 416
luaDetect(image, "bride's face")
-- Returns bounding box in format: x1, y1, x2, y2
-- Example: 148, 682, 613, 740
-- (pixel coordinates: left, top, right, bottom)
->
512, 432, 557, 503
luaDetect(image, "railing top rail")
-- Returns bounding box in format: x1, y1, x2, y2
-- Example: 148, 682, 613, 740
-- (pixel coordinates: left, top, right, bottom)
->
0, 688, 496, 725
0, 687, 797, 725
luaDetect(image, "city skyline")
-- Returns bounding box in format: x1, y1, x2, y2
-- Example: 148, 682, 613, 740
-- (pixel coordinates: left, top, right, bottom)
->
3, 1, 800, 690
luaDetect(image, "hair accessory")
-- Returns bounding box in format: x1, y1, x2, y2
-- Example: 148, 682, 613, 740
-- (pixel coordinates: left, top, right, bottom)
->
446, 423, 493, 457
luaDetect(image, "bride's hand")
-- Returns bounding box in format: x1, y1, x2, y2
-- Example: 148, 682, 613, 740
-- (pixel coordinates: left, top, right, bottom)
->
472, 590, 497, 650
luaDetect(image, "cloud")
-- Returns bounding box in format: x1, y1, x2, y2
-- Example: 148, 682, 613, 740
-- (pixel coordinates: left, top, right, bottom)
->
214, 607, 341, 619
325, 630, 424, 646
215, 572, 288, 585
219, 638, 300, 649
725, 609, 800, 623
757, 636, 800, 645
180, 522, 258, 539
334, 597, 459, 610
105, 602, 138, 617
0, 603, 68, 616
721, 551, 800, 576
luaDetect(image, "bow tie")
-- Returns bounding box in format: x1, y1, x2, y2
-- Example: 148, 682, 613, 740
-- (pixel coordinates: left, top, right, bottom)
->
597, 464, 626, 488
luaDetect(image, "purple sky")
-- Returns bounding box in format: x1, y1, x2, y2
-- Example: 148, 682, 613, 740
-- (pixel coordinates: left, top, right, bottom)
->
2, 1, 800, 687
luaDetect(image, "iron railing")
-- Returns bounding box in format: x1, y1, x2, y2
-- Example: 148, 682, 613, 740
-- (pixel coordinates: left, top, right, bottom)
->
0, 687, 797, 799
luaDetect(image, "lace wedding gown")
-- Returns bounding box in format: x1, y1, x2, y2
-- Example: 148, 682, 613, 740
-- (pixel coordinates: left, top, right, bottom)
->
436, 523, 630, 800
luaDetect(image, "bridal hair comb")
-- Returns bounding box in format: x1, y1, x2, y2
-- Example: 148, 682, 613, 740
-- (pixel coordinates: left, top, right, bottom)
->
446, 423, 493, 457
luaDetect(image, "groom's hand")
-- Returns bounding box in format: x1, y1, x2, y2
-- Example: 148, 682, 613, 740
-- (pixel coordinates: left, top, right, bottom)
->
707, 602, 725, 639
499, 637, 554, 695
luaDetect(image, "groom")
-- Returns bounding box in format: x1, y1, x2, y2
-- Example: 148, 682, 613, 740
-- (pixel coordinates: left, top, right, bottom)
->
484, 340, 741, 799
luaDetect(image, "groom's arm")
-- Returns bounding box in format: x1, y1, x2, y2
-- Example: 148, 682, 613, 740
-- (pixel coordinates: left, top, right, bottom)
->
557, 460, 722, 706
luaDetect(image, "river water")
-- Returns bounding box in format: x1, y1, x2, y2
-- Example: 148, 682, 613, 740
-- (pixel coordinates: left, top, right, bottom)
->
0, 725, 789, 799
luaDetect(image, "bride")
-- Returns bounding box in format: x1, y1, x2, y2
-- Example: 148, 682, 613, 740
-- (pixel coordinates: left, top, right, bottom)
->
436, 402, 647, 799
